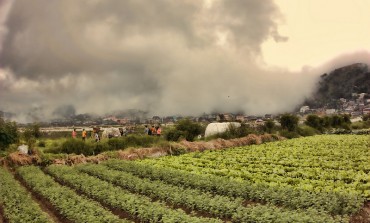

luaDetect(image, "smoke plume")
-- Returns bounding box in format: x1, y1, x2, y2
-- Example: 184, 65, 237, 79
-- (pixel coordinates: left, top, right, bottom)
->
0, 0, 368, 122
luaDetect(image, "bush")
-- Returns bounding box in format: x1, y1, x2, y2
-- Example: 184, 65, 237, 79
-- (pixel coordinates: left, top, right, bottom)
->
37, 140, 46, 147
165, 129, 185, 141
351, 121, 370, 129
125, 135, 160, 147
60, 139, 94, 155
207, 123, 255, 140
297, 125, 319, 136
280, 130, 300, 139
280, 114, 299, 132
176, 119, 204, 141
107, 138, 126, 150
263, 120, 276, 134
0, 118, 19, 151
91, 142, 110, 154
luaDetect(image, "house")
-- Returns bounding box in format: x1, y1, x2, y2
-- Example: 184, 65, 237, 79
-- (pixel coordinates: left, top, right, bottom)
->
363, 108, 370, 115
351, 111, 362, 117
300, 106, 310, 113
152, 116, 162, 123
325, 109, 336, 115
235, 114, 245, 122
264, 114, 273, 119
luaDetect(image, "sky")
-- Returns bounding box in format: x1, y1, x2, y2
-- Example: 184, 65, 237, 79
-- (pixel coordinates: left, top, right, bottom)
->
0, 0, 369, 122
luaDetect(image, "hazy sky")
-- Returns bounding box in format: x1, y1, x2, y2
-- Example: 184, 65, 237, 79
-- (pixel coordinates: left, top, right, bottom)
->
0, 0, 369, 122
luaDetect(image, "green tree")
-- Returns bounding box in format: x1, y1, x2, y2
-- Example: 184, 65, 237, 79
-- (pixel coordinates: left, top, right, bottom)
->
330, 115, 343, 128
363, 114, 370, 121
169, 119, 203, 141
304, 115, 323, 132
279, 114, 299, 132
23, 123, 41, 149
0, 118, 19, 150
263, 120, 275, 133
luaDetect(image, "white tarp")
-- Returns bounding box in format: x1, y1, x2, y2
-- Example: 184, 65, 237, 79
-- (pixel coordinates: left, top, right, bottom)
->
17, 144, 29, 154
101, 127, 123, 138
205, 122, 241, 138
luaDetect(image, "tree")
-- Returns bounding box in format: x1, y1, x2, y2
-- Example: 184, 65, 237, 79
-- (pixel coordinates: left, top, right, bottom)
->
305, 115, 323, 132
263, 120, 275, 133
23, 123, 41, 149
363, 114, 370, 122
279, 114, 299, 132
167, 119, 203, 141
0, 118, 19, 150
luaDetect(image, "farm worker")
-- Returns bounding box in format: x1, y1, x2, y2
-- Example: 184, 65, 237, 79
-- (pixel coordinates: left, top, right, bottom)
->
72, 129, 77, 138
82, 129, 87, 141
144, 125, 149, 135
151, 125, 156, 136
95, 132, 100, 142
148, 126, 152, 135
156, 126, 162, 137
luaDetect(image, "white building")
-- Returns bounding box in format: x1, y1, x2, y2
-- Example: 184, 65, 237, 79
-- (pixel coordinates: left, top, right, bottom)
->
300, 106, 310, 113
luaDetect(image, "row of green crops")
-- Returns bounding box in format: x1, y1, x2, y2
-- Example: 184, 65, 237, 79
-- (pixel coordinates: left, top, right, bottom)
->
0, 167, 51, 223
140, 135, 370, 197
77, 163, 343, 223
45, 165, 221, 223
17, 166, 127, 223
104, 159, 362, 216
140, 135, 369, 197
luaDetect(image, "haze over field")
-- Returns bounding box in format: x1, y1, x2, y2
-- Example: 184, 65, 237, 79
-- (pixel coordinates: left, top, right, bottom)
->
0, 0, 369, 122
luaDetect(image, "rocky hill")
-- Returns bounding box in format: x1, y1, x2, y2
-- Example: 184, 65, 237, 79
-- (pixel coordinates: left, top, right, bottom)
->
304, 63, 370, 108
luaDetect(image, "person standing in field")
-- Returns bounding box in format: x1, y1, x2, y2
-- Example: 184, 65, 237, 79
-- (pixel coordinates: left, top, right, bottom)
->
95, 132, 100, 142
72, 128, 77, 138
82, 129, 87, 141
151, 125, 156, 136
144, 125, 149, 135
156, 126, 162, 137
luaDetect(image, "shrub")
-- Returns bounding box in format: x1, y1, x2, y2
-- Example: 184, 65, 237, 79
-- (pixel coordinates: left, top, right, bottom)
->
280, 114, 299, 132
92, 142, 110, 154
263, 120, 276, 133
280, 130, 300, 139
37, 140, 46, 147
107, 138, 126, 150
297, 125, 319, 136
207, 123, 255, 140
165, 129, 185, 141
0, 118, 19, 151
176, 119, 204, 141
60, 139, 94, 155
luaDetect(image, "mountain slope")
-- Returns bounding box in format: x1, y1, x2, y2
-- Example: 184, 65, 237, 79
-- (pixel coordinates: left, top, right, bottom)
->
304, 63, 370, 108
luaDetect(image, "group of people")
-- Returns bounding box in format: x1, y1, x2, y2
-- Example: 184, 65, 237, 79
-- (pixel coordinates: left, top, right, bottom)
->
144, 125, 161, 136
72, 125, 161, 142
71, 128, 100, 142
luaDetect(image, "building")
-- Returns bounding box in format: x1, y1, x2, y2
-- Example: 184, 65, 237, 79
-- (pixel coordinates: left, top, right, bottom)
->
300, 106, 310, 113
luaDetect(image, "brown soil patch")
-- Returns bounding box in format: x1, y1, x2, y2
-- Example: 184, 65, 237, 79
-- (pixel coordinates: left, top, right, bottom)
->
0, 204, 6, 223
350, 202, 370, 223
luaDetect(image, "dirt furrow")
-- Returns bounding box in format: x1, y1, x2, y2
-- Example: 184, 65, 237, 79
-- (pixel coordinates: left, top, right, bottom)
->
3, 165, 67, 223
0, 205, 6, 223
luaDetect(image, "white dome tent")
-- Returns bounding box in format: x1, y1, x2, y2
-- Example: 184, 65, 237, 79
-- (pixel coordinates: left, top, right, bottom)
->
204, 122, 241, 138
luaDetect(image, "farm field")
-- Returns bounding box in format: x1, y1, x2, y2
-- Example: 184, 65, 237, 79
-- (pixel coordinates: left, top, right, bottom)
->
0, 135, 369, 222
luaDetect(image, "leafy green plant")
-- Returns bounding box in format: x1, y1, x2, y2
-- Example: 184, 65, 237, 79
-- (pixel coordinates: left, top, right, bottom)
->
0, 167, 52, 223
46, 165, 221, 223
17, 166, 127, 223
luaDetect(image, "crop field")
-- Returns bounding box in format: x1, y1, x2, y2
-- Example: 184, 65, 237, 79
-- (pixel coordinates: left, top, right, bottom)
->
0, 135, 369, 222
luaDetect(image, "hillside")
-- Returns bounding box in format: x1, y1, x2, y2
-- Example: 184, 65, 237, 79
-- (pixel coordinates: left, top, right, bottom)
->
304, 63, 370, 108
